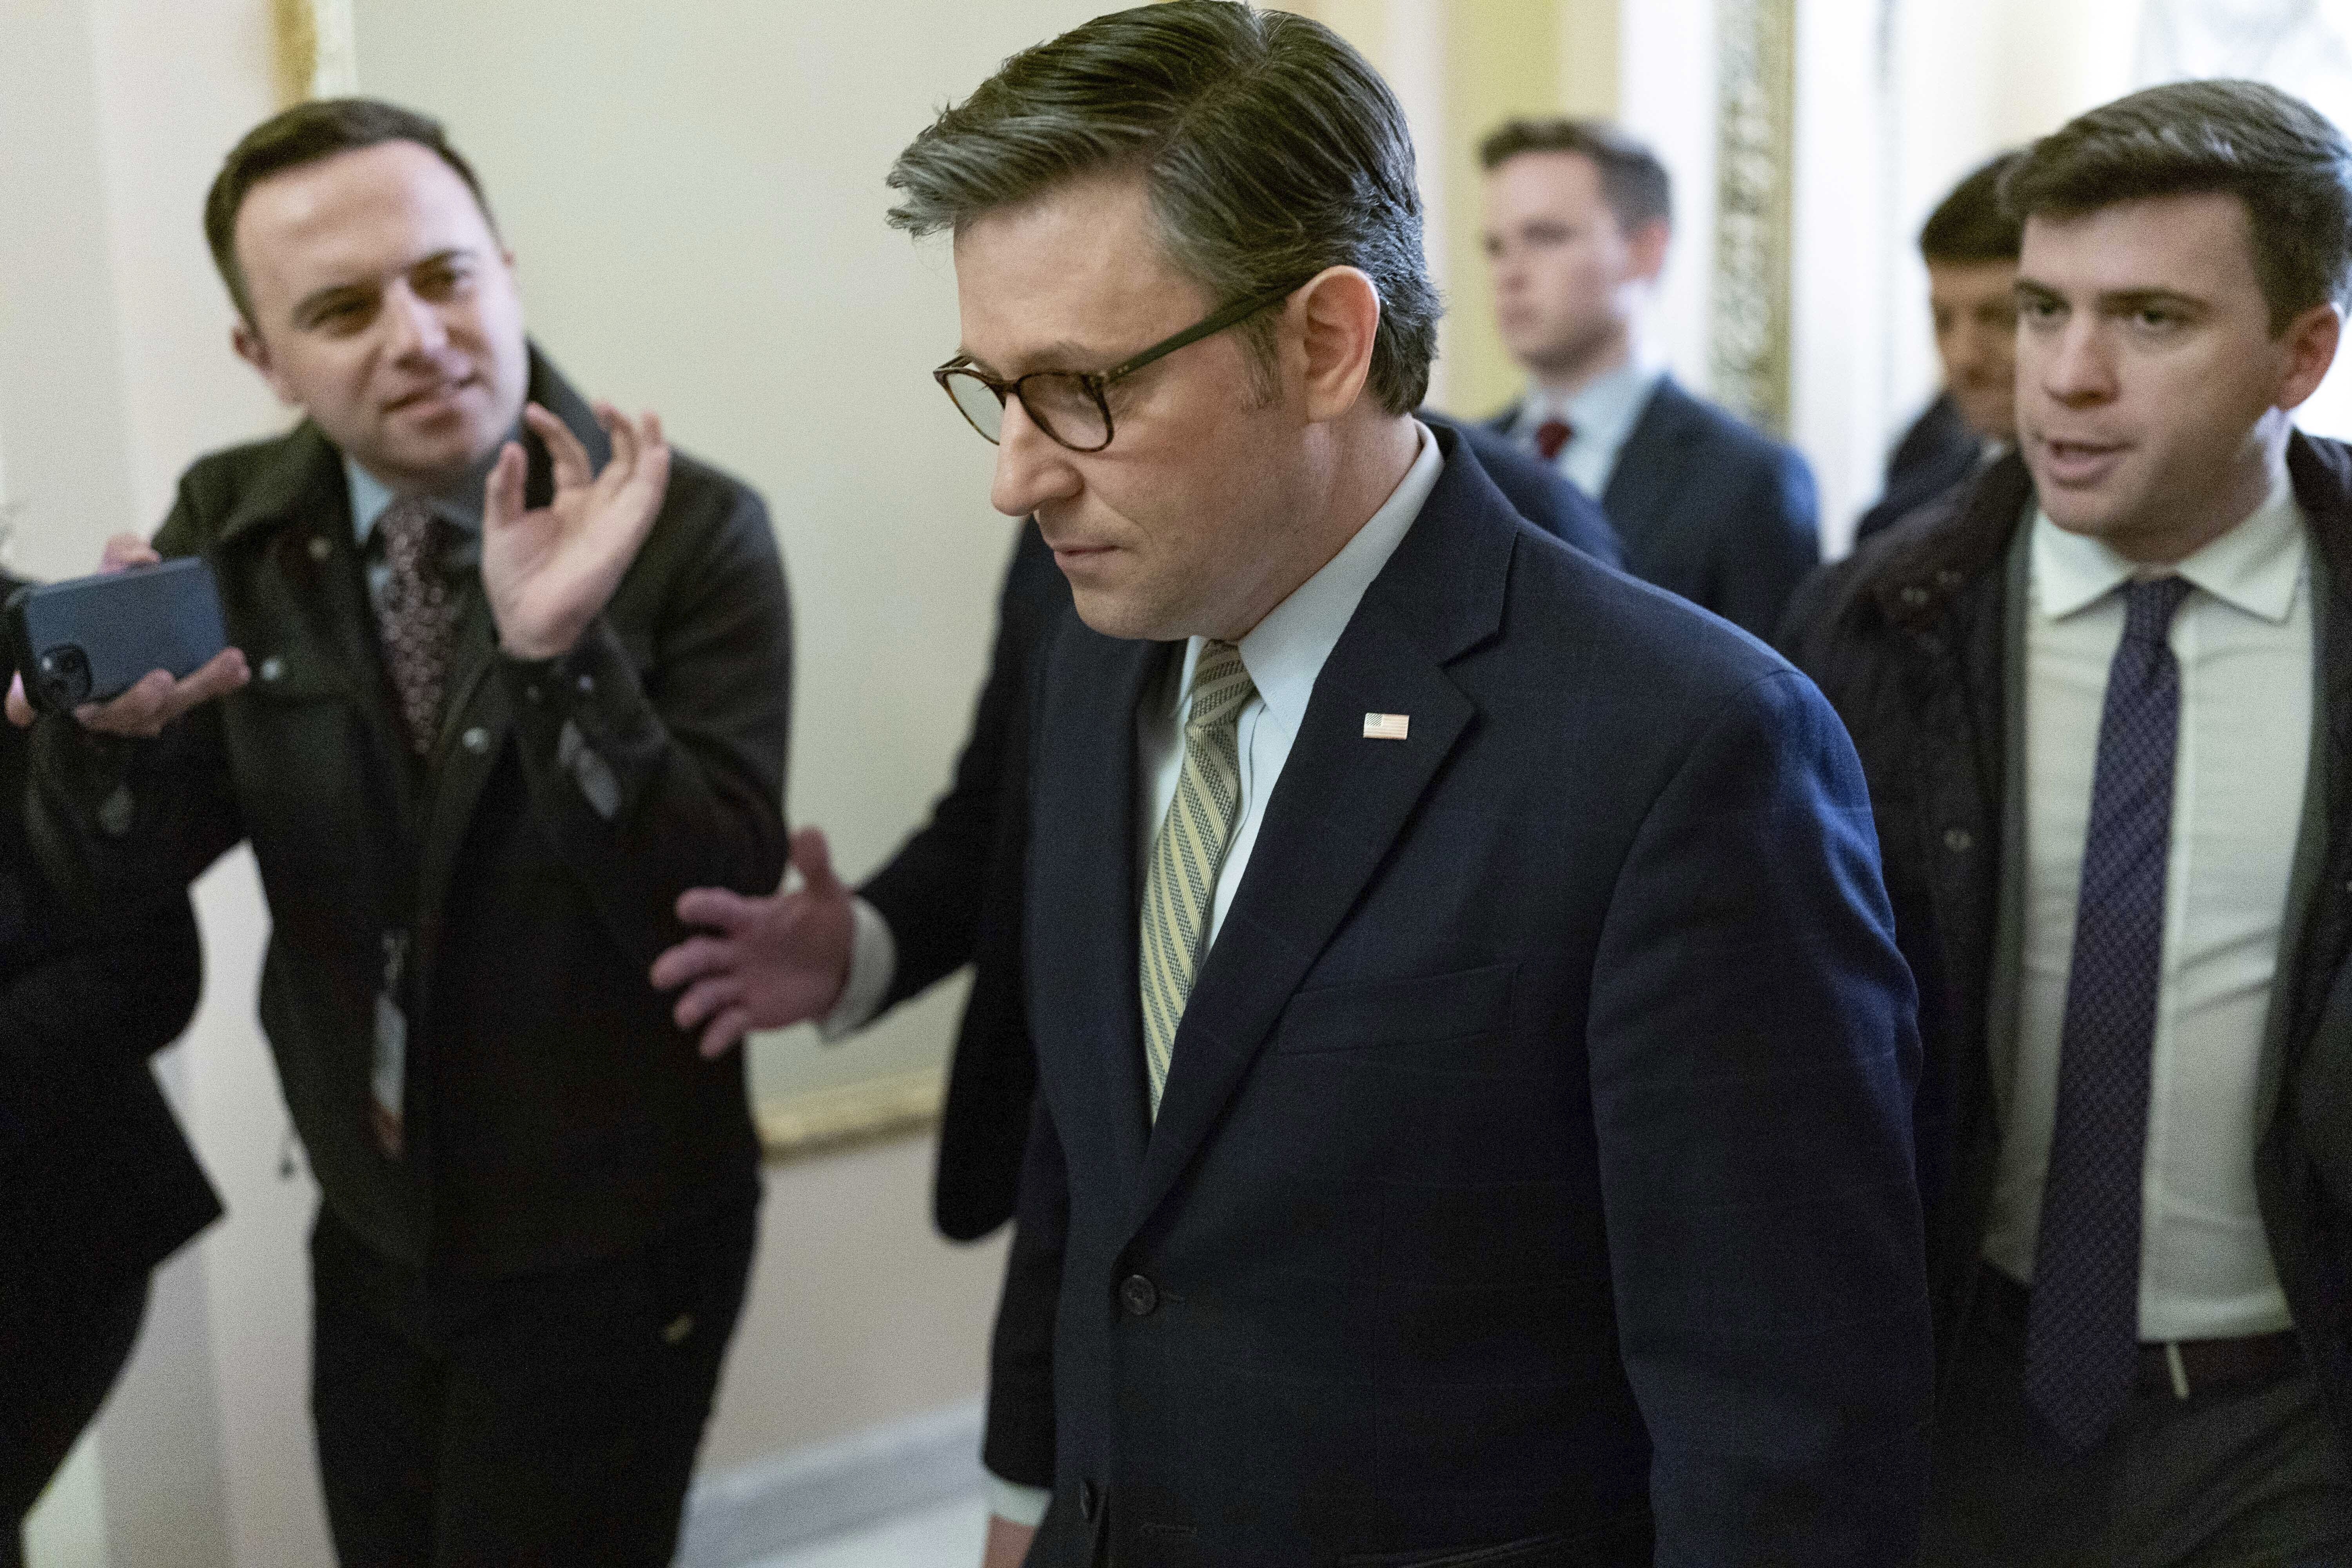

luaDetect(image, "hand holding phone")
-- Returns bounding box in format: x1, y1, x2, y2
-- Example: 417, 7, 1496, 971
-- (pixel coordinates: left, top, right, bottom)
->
4, 534, 249, 734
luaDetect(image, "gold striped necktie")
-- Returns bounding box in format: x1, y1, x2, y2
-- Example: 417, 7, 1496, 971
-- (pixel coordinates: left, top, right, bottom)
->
1140, 639, 1256, 1118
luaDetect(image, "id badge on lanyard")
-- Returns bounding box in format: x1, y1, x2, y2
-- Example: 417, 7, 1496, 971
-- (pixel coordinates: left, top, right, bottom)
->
372, 930, 409, 1154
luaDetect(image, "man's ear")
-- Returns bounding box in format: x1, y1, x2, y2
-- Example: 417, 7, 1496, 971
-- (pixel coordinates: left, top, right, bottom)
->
1293, 266, 1383, 425
1626, 217, 1672, 285
2275, 300, 2343, 413
231, 318, 301, 408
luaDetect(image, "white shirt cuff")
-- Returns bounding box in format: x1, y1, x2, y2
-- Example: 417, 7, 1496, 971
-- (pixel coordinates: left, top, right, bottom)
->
986, 1472, 1053, 1528
816, 895, 895, 1042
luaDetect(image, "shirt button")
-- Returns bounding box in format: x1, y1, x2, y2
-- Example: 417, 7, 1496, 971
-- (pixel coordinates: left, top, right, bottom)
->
1119, 1274, 1159, 1317
461, 726, 490, 755
258, 655, 285, 683
307, 535, 332, 563
1943, 827, 1974, 853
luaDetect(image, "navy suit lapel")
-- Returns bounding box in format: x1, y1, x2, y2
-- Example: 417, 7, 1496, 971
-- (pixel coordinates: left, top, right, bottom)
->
1130, 438, 1516, 1234
1031, 619, 1170, 1192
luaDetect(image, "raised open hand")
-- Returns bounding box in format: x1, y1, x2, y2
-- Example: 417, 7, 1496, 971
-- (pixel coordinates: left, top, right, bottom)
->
482, 400, 671, 660
650, 827, 857, 1058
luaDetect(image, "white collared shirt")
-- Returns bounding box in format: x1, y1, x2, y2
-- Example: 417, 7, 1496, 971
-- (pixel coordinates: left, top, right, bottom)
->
1132, 422, 1443, 948
1981, 477, 2311, 1340
976, 423, 1441, 1528
1512, 361, 1661, 501
342, 448, 500, 615
824, 427, 1443, 1044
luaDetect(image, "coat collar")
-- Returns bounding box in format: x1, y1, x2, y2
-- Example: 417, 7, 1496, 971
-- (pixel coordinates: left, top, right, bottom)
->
1858, 434, 2352, 637
217, 343, 603, 550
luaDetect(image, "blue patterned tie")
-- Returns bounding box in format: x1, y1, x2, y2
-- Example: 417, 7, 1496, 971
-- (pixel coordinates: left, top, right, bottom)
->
2025, 574, 2194, 1452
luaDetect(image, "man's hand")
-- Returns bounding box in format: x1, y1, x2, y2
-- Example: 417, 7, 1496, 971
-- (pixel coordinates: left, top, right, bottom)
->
981, 1515, 1036, 1568
482, 400, 671, 661
650, 826, 856, 1057
5, 533, 250, 734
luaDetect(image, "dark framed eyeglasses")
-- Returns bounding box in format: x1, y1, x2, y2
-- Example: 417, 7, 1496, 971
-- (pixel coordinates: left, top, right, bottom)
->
933, 279, 1303, 453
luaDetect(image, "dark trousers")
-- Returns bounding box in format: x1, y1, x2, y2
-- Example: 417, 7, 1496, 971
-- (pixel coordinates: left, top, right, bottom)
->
310, 1195, 757, 1568
1, 1273, 149, 1568
1921, 1269, 2352, 1566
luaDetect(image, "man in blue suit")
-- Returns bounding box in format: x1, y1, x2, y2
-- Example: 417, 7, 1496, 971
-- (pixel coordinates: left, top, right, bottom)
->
1479, 118, 1820, 639
876, 6, 1928, 1564
650, 419, 1615, 1251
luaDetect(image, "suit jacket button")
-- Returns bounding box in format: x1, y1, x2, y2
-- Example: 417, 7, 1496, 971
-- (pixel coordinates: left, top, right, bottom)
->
461, 726, 490, 755
308, 535, 332, 563
1943, 827, 1974, 853
1080, 1479, 1100, 1520
1120, 1274, 1159, 1316
258, 655, 285, 683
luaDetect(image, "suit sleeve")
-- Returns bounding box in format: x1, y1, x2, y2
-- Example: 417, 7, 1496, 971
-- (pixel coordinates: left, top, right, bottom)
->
499, 477, 792, 968
860, 524, 1052, 1010
1713, 448, 1820, 641
982, 1094, 1068, 1490
25, 493, 249, 911
1587, 667, 1932, 1567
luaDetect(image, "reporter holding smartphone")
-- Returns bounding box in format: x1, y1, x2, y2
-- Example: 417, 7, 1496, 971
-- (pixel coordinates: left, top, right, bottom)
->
0, 568, 219, 1568
12, 98, 791, 1566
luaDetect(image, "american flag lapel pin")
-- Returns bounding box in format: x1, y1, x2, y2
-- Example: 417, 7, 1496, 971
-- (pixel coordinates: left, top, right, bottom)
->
1362, 712, 1410, 741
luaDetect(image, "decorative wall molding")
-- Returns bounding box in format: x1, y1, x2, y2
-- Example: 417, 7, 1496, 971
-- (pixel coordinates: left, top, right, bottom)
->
757, 1065, 946, 1164
1710, 0, 1796, 434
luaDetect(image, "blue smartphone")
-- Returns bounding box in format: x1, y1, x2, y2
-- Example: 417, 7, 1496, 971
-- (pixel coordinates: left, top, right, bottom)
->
5, 557, 229, 713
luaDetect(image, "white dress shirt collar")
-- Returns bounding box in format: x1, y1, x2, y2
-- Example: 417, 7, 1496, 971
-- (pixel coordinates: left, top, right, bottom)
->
343, 439, 508, 547
2031, 472, 2306, 626
1523, 360, 1659, 439
1171, 419, 1443, 733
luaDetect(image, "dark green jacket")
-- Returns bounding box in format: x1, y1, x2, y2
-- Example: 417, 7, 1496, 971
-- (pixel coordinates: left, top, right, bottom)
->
30, 353, 792, 1277
1783, 435, 2352, 1450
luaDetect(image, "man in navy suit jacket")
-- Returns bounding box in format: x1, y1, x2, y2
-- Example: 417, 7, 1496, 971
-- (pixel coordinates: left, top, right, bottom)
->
1478, 118, 1819, 639
652, 419, 1616, 1251
875, 8, 1929, 1564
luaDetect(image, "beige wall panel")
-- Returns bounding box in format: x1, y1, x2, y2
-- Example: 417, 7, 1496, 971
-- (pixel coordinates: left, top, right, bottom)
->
1557, 0, 1619, 118
1442, 0, 1564, 419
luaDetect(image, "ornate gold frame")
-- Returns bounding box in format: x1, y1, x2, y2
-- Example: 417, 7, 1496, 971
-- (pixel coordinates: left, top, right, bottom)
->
1711, 0, 1797, 435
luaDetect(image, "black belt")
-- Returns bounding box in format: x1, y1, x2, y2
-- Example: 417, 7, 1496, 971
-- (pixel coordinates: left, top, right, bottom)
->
1975, 1266, 2303, 1400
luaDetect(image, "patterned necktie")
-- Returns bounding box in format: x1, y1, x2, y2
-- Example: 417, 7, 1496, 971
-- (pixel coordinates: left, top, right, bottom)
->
2025, 574, 2194, 1452
1139, 640, 1256, 1118
375, 494, 456, 757
1533, 418, 1575, 462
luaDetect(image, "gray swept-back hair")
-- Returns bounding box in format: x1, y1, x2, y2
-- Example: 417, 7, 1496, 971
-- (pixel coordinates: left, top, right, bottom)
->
886, 0, 1439, 414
